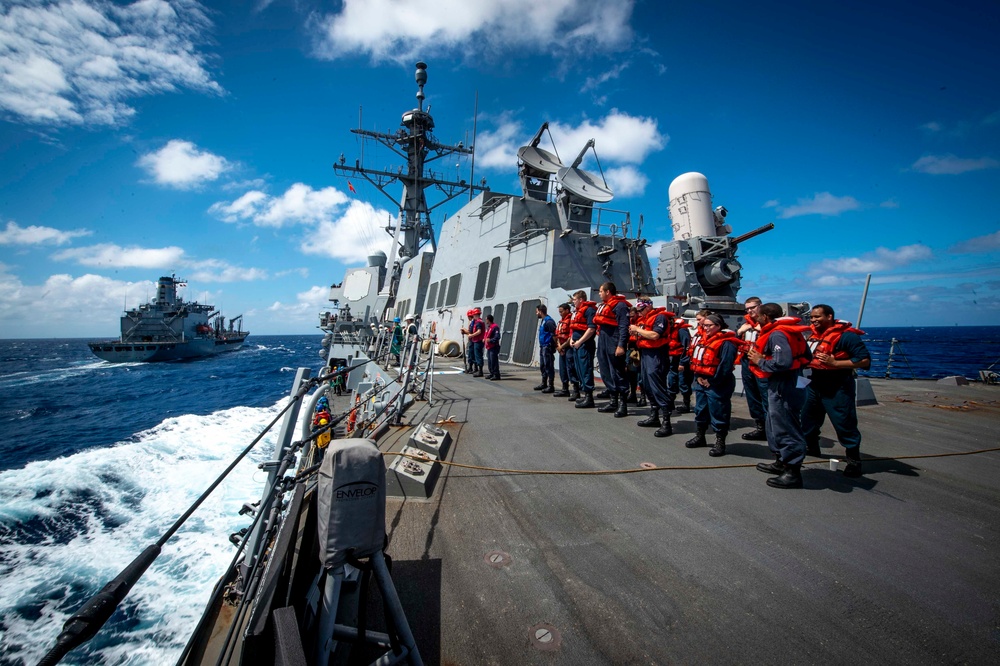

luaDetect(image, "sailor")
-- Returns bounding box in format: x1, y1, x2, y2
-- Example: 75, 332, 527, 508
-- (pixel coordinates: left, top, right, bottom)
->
737, 297, 769, 441
390, 317, 403, 365
462, 308, 485, 377
624, 306, 641, 405
801, 305, 871, 476
628, 296, 674, 437
746, 303, 813, 489
534, 304, 557, 393
666, 316, 693, 415
593, 282, 632, 417
569, 290, 598, 408
484, 313, 502, 380
685, 314, 741, 456
554, 303, 579, 397
461, 310, 474, 373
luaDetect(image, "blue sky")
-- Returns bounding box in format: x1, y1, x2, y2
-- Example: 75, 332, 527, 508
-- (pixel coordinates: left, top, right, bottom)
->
1, 0, 998, 338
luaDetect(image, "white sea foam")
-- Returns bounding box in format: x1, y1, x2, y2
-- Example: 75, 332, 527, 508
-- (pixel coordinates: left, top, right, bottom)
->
0, 399, 291, 665
0, 359, 114, 390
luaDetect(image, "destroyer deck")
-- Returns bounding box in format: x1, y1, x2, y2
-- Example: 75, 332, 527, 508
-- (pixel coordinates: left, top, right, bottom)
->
347, 369, 1000, 664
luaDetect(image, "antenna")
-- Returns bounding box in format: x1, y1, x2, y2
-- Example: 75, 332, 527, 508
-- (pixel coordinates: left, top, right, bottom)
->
517, 122, 564, 200
556, 139, 613, 203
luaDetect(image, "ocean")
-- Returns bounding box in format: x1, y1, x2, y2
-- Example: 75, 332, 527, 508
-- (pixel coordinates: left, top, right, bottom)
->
0, 327, 998, 665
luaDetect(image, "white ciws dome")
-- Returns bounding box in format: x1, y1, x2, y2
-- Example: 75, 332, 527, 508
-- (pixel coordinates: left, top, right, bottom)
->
668, 172, 715, 240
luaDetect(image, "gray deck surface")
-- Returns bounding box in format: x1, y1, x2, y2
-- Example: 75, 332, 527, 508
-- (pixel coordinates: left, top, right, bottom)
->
362, 366, 1000, 665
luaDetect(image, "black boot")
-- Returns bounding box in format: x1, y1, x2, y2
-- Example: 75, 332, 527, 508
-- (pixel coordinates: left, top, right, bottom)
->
756, 455, 786, 475
709, 430, 727, 457
844, 447, 863, 477
637, 408, 661, 428
637, 392, 648, 407
614, 392, 629, 418
675, 393, 691, 414
742, 420, 767, 441
474, 364, 484, 377
553, 383, 569, 397
767, 463, 803, 489
533, 379, 547, 390
626, 388, 638, 404
654, 414, 673, 438
596, 389, 612, 399
597, 393, 619, 413
541, 379, 555, 394
567, 384, 580, 401
575, 391, 595, 408
685, 425, 708, 448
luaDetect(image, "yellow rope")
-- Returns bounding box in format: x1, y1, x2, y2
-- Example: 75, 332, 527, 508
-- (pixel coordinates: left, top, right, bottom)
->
387, 446, 1000, 476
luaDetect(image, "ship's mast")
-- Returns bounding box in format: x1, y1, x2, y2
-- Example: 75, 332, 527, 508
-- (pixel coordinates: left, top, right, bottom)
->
333, 62, 487, 313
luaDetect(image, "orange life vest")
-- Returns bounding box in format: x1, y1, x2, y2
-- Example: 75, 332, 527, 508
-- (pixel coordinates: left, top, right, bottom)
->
593, 294, 631, 329
635, 307, 673, 350
556, 313, 572, 343
739, 314, 761, 350
749, 317, 811, 379
690, 330, 741, 377
807, 321, 865, 369
667, 318, 690, 356
570, 301, 597, 332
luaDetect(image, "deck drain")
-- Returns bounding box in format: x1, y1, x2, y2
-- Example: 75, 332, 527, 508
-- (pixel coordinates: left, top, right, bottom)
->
484, 550, 512, 568
529, 623, 561, 651
640, 462, 657, 469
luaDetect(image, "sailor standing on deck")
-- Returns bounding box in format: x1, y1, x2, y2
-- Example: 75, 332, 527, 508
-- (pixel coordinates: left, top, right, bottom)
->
686, 314, 741, 456
593, 282, 632, 417
484, 314, 502, 380
629, 296, 674, 437
737, 297, 769, 441
801, 305, 871, 476
554, 303, 579, 398
746, 303, 813, 489
570, 290, 598, 409
463, 308, 486, 377
666, 316, 693, 415
534, 304, 557, 393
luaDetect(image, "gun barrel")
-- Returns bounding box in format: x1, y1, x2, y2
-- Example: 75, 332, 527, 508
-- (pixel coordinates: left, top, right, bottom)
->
732, 223, 775, 245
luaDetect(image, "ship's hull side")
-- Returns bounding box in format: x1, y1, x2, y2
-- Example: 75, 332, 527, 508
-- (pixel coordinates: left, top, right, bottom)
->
88, 335, 248, 363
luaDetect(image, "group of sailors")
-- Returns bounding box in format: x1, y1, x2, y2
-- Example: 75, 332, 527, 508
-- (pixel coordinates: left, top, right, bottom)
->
521, 285, 871, 490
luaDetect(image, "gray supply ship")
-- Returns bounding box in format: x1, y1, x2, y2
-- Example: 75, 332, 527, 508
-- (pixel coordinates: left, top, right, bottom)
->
87, 275, 248, 362
39, 63, 999, 666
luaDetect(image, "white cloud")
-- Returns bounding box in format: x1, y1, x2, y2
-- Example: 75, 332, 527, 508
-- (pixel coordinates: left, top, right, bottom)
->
136, 140, 230, 189
880, 199, 899, 209
211, 183, 349, 228
911, 154, 1000, 175
0, 0, 221, 126
811, 243, 933, 275
0, 220, 91, 245
775, 192, 861, 219
952, 230, 1000, 254
51, 243, 185, 268
644, 239, 665, 261
813, 275, 854, 287
184, 258, 268, 283
604, 165, 647, 197
301, 200, 394, 263
581, 61, 630, 92
265, 285, 332, 320
312, 0, 634, 63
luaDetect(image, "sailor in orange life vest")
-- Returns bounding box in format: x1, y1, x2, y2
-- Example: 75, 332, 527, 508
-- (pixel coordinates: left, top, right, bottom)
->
684, 314, 741, 456
484, 314, 502, 380
553, 303, 580, 398
593, 282, 633, 417
736, 297, 769, 441
801, 304, 871, 476
628, 297, 675, 437
681, 309, 714, 412
745, 303, 813, 489
569, 290, 598, 409
666, 316, 693, 414
461, 308, 485, 377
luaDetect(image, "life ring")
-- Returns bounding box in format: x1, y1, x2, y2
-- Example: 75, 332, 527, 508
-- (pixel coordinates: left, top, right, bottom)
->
421, 339, 432, 353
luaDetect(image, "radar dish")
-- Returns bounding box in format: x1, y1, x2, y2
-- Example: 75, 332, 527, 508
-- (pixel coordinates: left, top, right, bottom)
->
517, 146, 563, 174
556, 167, 614, 203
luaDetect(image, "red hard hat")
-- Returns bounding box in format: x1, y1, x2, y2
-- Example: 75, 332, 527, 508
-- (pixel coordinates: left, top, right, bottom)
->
470, 307, 481, 316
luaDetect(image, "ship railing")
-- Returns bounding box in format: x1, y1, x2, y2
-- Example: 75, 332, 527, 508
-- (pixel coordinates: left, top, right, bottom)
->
470, 194, 510, 220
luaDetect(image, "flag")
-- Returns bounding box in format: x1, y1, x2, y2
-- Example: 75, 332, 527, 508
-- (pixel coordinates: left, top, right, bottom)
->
348, 180, 356, 193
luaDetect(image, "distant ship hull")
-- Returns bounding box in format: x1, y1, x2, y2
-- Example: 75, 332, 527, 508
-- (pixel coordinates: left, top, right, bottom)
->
88, 334, 249, 362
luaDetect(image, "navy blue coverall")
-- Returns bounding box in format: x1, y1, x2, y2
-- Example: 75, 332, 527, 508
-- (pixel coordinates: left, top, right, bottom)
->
597, 300, 631, 394
755, 330, 811, 466
693, 338, 739, 434
639, 312, 672, 412
801, 331, 869, 453
573, 308, 597, 393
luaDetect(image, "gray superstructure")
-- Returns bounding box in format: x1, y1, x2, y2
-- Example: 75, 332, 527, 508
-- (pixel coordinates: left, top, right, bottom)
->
87, 275, 248, 362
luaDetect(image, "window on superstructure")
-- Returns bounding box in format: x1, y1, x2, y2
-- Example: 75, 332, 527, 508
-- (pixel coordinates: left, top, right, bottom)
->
436, 279, 448, 309
486, 257, 501, 299
473, 261, 489, 301
426, 283, 439, 311
445, 273, 462, 307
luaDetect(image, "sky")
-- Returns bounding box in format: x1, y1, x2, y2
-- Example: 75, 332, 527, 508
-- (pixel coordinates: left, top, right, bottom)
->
1, 0, 998, 339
